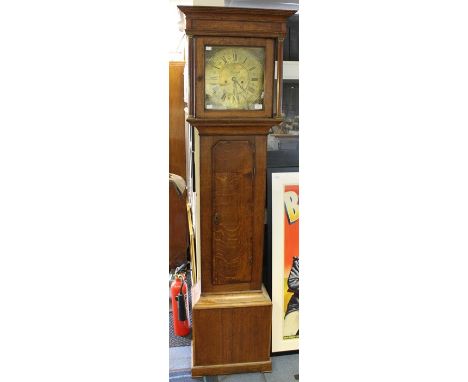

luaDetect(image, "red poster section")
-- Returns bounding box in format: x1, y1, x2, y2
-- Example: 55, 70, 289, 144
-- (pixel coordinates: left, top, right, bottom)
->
283, 184, 299, 339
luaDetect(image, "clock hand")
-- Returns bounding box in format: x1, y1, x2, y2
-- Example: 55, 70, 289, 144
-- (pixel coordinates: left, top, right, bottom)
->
232, 77, 246, 91
233, 81, 240, 103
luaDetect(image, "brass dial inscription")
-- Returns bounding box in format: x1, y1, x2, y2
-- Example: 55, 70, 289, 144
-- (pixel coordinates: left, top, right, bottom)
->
205, 46, 265, 110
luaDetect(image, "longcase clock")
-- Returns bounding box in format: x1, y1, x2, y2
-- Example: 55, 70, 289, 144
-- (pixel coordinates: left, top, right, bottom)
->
178, 6, 296, 377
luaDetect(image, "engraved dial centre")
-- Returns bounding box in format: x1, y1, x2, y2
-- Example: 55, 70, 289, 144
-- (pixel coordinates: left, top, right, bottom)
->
204, 46, 265, 110
219, 63, 249, 95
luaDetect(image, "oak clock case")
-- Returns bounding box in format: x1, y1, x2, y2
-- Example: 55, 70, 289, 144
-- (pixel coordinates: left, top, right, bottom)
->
178, 5, 296, 378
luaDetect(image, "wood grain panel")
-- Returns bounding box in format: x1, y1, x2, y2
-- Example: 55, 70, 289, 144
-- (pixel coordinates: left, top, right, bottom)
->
250, 135, 267, 289
212, 140, 255, 285
192, 305, 272, 366
198, 134, 267, 293
199, 135, 214, 291
179, 6, 295, 38
191, 19, 283, 35
193, 285, 271, 309
187, 117, 278, 136
191, 360, 272, 378
169, 62, 188, 270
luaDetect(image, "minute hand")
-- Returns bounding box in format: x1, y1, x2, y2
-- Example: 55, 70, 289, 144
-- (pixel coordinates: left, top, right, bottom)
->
232, 77, 246, 91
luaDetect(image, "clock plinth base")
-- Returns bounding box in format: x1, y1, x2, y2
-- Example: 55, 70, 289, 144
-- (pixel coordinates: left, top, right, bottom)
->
191, 359, 272, 378
190, 285, 272, 377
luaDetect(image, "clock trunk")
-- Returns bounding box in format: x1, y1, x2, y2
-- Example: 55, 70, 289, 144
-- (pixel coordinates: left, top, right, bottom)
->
195, 131, 267, 294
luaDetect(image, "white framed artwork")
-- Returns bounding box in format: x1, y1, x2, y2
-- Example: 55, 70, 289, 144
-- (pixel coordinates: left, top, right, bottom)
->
271, 172, 299, 352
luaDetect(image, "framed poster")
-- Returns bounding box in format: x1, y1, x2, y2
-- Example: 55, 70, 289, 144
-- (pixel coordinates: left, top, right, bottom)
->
271, 172, 299, 352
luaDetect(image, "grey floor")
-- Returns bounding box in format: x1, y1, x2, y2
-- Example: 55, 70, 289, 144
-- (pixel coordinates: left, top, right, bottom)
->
169, 346, 299, 382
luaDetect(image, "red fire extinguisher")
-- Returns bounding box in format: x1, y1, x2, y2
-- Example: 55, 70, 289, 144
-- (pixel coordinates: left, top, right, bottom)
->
171, 271, 190, 337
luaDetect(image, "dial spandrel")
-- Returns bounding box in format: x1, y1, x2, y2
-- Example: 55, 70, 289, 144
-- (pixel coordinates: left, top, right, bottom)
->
205, 46, 265, 111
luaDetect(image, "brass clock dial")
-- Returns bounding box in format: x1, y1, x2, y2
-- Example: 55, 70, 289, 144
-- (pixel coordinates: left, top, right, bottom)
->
205, 46, 265, 110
